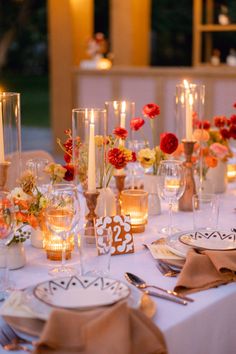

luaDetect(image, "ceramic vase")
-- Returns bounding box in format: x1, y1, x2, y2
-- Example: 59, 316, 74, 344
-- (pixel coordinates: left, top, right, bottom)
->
96, 187, 117, 217
0, 243, 26, 270
206, 160, 227, 193
143, 174, 161, 216
31, 227, 44, 249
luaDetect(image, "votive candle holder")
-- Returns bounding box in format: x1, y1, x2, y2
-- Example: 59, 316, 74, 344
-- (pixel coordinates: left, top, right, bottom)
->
120, 189, 148, 233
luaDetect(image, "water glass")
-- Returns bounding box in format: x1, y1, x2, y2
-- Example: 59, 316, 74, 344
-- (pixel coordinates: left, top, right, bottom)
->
192, 193, 219, 231
79, 227, 112, 276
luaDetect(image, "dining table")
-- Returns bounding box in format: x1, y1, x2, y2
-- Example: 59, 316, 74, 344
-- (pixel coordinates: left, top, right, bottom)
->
1, 182, 236, 354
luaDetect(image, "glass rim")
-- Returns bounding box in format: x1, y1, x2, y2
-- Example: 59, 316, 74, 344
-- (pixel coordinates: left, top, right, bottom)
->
0, 92, 20, 97
121, 189, 148, 197
159, 159, 183, 165
175, 83, 205, 89
104, 100, 135, 105
193, 193, 219, 199
72, 108, 106, 113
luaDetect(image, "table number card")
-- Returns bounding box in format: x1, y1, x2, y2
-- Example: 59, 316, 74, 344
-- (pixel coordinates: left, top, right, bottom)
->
95, 215, 134, 255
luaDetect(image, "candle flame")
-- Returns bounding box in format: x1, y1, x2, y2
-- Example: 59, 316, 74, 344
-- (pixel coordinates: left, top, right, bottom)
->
183, 79, 189, 89
113, 101, 118, 110
121, 101, 126, 113
90, 109, 95, 124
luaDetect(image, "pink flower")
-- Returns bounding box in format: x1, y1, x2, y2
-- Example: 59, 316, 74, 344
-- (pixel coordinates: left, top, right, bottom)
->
210, 143, 229, 159
142, 103, 160, 119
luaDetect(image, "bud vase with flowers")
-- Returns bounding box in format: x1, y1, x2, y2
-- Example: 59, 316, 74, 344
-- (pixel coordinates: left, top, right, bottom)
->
55, 127, 136, 216
189, 108, 235, 193
130, 103, 179, 215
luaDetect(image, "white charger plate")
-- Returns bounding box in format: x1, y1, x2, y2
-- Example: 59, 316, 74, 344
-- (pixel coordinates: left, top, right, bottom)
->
165, 232, 190, 258
179, 229, 236, 251
33, 275, 130, 310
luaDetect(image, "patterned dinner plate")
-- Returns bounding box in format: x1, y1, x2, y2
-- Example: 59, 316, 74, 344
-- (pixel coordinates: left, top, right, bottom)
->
33, 275, 130, 310
178, 229, 236, 251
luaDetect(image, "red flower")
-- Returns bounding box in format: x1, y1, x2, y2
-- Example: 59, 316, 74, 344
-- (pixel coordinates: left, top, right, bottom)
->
107, 148, 127, 169
63, 165, 75, 181
197, 120, 211, 130
233, 102, 236, 109
220, 128, 231, 140
160, 133, 179, 155
230, 114, 236, 125
131, 152, 137, 162
130, 117, 145, 131
229, 125, 236, 139
113, 127, 128, 140
214, 116, 227, 128
64, 153, 71, 163
142, 103, 160, 119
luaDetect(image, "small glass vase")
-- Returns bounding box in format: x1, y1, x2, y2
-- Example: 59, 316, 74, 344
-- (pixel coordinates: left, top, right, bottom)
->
143, 174, 161, 216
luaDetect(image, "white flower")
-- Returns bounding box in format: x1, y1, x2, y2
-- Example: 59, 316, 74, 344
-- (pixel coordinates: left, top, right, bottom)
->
9, 187, 30, 201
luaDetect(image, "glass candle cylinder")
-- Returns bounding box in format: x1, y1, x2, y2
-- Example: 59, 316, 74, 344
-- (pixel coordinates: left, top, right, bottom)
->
72, 108, 107, 191
175, 82, 205, 141
105, 100, 135, 138
0, 93, 21, 189
120, 189, 148, 233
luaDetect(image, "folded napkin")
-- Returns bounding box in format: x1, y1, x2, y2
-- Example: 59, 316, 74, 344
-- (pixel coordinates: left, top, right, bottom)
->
33, 301, 167, 354
174, 249, 236, 294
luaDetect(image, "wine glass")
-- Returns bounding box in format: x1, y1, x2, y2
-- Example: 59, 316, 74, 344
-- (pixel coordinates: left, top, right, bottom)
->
45, 183, 80, 276
0, 191, 15, 299
157, 160, 185, 236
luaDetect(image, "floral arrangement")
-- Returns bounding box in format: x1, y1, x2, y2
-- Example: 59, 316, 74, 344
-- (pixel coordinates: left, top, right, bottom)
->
190, 105, 236, 178
55, 127, 136, 190
9, 171, 47, 233
130, 103, 179, 174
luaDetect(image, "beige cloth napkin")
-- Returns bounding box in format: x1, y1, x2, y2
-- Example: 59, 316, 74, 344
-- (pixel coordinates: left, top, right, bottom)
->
174, 249, 236, 294
33, 301, 167, 354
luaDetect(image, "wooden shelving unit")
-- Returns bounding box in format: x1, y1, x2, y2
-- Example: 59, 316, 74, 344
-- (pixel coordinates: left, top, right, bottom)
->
193, 0, 236, 66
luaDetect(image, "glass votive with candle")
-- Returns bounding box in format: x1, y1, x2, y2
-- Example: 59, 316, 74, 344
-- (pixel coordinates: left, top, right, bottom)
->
43, 233, 74, 261
120, 189, 148, 233
227, 163, 236, 182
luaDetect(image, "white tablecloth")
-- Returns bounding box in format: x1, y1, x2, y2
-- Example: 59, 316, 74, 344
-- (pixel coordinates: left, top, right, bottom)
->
1, 185, 236, 354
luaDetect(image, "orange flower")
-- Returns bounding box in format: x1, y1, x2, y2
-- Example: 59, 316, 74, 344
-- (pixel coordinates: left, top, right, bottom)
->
27, 214, 39, 228
205, 155, 218, 168
15, 211, 28, 223
14, 199, 29, 210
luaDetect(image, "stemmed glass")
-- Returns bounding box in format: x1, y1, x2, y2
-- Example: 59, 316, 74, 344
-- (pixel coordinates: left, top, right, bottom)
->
45, 184, 80, 276
0, 191, 15, 299
157, 160, 185, 236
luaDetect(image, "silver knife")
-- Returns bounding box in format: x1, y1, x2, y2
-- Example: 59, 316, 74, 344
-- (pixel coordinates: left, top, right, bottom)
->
145, 290, 188, 305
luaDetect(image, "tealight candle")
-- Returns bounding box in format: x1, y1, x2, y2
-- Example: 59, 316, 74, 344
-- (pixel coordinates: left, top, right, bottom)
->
44, 234, 74, 261
227, 164, 236, 182
120, 189, 148, 233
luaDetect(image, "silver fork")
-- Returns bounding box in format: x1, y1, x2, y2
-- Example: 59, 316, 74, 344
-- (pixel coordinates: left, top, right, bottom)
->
0, 323, 33, 352
156, 261, 180, 277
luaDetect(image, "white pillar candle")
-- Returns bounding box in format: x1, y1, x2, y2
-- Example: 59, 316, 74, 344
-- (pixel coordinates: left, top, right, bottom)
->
183, 80, 193, 141
87, 109, 96, 193
0, 101, 5, 163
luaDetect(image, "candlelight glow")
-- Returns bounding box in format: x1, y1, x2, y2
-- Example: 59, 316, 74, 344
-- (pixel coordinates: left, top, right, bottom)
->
90, 109, 95, 124
121, 101, 126, 113
183, 79, 189, 88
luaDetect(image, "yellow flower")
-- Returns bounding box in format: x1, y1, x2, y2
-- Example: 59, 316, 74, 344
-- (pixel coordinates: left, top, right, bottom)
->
137, 148, 156, 168
95, 135, 104, 147
44, 163, 66, 183
120, 146, 133, 162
